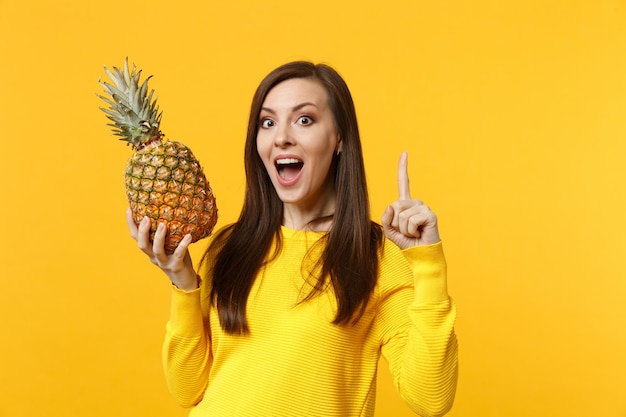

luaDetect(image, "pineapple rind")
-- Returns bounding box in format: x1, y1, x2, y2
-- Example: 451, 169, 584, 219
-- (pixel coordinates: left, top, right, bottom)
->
125, 140, 218, 253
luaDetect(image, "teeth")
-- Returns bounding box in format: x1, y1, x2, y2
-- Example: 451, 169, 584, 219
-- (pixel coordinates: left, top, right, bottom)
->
276, 158, 301, 165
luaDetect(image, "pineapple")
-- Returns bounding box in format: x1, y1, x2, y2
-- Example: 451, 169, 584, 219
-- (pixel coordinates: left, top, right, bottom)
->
98, 58, 217, 253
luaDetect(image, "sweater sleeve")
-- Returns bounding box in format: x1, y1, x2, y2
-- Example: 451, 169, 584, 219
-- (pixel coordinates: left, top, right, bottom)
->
377, 241, 458, 417
162, 285, 212, 408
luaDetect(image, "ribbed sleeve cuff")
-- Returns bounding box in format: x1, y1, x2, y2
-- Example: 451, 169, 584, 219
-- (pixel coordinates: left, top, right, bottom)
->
402, 241, 449, 304
168, 285, 205, 337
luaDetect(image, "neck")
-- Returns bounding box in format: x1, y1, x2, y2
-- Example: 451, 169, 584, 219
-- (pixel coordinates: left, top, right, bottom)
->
283, 215, 334, 232
282, 202, 335, 232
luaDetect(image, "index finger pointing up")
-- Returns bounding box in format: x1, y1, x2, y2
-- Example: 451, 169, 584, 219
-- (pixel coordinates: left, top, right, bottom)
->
398, 151, 411, 200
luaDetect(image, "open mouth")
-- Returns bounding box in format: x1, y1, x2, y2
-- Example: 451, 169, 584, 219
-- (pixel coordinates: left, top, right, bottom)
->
275, 157, 304, 181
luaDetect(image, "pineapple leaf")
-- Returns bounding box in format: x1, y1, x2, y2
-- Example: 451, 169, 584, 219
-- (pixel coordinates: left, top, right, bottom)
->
99, 58, 163, 149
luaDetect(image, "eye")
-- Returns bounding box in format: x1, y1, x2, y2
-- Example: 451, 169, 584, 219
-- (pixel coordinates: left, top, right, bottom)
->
259, 118, 275, 128
297, 116, 313, 126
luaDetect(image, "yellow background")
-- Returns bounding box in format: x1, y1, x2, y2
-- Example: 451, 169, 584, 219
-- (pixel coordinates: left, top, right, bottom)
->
1, 0, 625, 416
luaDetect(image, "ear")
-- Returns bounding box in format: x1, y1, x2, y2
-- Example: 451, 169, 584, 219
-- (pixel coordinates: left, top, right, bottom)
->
335, 136, 343, 155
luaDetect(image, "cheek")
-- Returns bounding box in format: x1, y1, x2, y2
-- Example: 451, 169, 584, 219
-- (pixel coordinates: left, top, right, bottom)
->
256, 135, 269, 159
256, 140, 274, 174
315, 132, 340, 162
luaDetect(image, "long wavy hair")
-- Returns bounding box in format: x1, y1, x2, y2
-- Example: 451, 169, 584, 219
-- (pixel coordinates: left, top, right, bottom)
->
205, 61, 383, 335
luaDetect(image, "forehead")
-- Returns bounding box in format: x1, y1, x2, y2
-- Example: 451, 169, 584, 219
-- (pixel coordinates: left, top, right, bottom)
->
262, 78, 329, 108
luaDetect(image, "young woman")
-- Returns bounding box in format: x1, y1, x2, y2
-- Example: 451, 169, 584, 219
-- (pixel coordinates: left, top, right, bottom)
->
127, 61, 458, 416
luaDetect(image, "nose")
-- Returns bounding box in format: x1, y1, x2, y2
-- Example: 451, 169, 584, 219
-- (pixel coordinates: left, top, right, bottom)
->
274, 124, 294, 148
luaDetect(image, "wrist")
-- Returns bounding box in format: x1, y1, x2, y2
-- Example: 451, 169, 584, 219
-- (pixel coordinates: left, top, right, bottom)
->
171, 273, 200, 292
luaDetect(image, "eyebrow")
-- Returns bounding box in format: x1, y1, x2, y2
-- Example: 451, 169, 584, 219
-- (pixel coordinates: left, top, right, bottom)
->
260, 102, 319, 115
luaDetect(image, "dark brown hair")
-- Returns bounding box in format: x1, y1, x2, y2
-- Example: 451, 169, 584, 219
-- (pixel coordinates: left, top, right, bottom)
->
205, 61, 383, 334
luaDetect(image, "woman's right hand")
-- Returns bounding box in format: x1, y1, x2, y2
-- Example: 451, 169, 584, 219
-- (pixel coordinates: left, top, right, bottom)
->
126, 208, 199, 291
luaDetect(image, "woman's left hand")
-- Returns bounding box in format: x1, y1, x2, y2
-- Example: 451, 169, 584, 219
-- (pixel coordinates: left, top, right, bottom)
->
381, 151, 441, 249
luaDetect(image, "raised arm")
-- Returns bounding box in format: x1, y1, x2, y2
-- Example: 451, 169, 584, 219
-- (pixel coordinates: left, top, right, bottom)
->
379, 152, 458, 416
